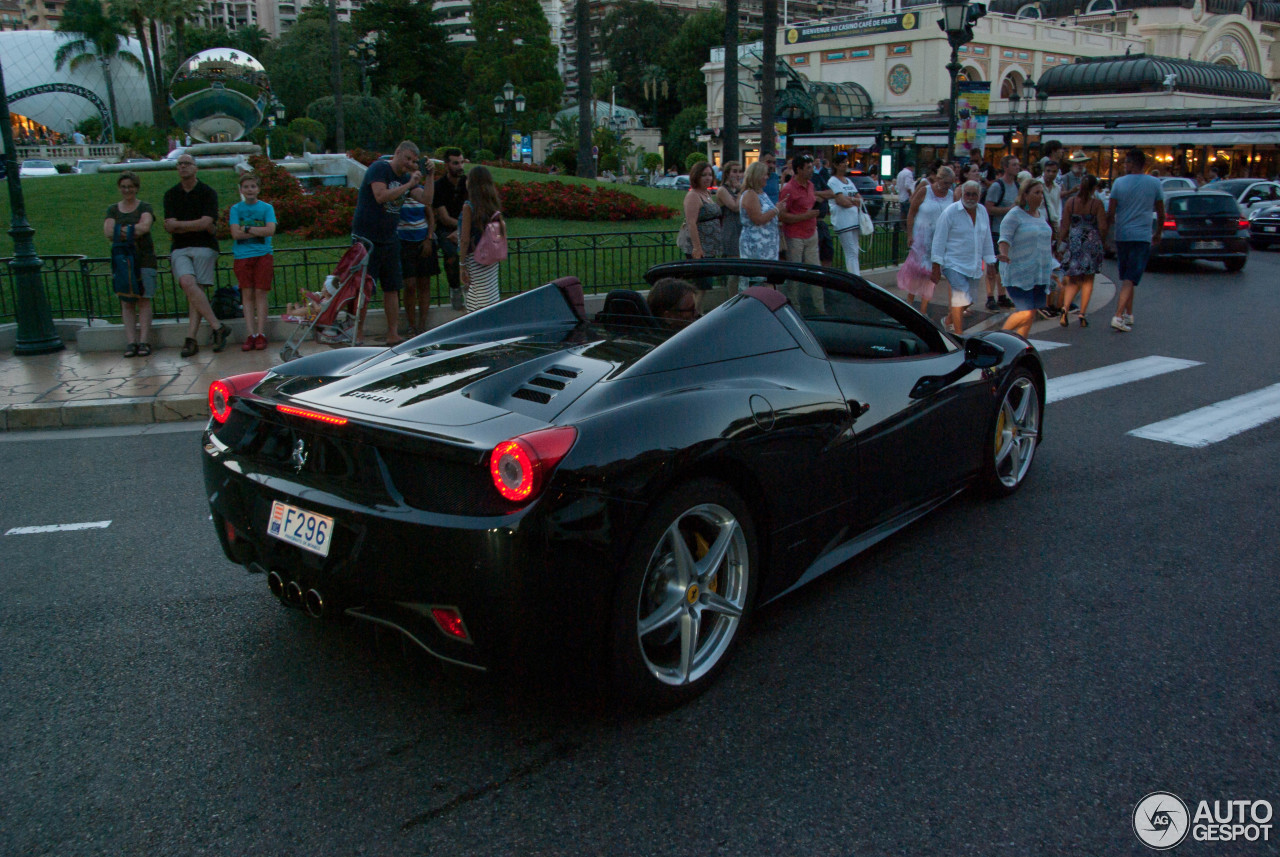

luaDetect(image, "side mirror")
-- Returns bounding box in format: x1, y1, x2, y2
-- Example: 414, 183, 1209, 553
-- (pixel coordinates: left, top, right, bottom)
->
910, 337, 1004, 398
965, 337, 1003, 369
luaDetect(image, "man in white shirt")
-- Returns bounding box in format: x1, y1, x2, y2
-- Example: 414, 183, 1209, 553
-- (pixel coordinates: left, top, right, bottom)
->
896, 163, 915, 208
930, 180, 998, 335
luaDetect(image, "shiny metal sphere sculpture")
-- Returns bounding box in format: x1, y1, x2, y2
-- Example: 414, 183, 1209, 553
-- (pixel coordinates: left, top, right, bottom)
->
168, 48, 271, 143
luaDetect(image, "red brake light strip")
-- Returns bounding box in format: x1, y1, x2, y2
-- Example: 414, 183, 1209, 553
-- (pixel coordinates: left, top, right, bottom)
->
276, 404, 348, 426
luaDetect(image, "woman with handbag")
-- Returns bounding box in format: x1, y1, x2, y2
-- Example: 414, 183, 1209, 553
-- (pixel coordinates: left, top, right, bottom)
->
458, 166, 505, 313
680, 161, 721, 259
898, 166, 956, 313
103, 171, 157, 357
826, 153, 866, 275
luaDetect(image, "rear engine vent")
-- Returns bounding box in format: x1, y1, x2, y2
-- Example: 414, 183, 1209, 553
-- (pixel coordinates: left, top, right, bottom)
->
528, 376, 566, 391
513, 388, 553, 404
546, 365, 580, 378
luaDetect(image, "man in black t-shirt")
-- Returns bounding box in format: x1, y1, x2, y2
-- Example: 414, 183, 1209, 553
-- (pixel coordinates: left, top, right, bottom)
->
163, 154, 229, 357
433, 148, 468, 311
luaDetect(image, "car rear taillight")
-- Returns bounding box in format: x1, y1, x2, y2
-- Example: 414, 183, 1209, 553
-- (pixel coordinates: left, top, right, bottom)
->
276, 404, 348, 426
1238, 219, 1249, 230
1162, 219, 1177, 230
489, 426, 577, 502
208, 371, 269, 424
429, 606, 471, 642
875, 184, 884, 193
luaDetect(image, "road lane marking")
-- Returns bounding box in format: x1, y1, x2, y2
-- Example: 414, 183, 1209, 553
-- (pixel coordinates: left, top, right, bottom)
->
1046, 356, 1203, 404
1128, 383, 1280, 447
5, 521, 112, 535
1028, 339, 1070, 351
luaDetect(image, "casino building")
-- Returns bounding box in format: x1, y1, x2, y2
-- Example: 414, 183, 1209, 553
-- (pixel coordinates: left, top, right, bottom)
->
700, 0, 1280, 179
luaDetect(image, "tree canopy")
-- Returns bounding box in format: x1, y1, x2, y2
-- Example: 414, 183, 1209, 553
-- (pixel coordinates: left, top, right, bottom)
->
352, 0, 460, 115
265, 17, 360, 120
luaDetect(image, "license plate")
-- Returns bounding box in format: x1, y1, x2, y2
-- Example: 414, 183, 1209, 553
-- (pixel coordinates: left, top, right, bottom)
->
268, 500, 334, 557
1266, 226, 1277, 233
1192, 240, 1223, 250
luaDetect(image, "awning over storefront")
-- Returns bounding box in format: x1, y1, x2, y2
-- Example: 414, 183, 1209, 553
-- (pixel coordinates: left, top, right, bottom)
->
788, 133, 876, 147
1051, 130, 1280, 146
1037, 54, 1272, 100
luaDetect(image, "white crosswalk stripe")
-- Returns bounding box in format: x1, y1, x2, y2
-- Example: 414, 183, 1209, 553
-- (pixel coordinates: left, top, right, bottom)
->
1045, 356, 1204, 404
1027, 339, 1070, 351
6, 521, 112, 535
1128, 383, 1280, 447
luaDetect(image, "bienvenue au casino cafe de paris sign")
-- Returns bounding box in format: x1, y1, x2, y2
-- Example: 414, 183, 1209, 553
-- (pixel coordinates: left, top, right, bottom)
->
786, 11, 919, 45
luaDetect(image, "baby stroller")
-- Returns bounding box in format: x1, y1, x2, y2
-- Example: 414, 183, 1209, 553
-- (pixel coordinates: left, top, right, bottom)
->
279, 237, 375, 362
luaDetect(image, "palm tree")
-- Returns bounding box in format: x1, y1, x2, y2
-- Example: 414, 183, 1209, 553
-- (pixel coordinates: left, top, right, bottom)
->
759, 0, 777, 157
110, 0, 166, 127
723, 0, 739, 162
574, 0, 593, 178
55, 0, 145, 142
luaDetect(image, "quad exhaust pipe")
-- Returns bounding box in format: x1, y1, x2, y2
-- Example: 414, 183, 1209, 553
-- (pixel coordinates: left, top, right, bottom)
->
265, 571, 331, 619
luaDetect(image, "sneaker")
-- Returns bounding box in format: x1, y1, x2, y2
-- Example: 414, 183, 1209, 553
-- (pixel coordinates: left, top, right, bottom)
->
1037, 307, 1060, 320
241, 337, 255, 352
997, 295, 1014, 309
180, 337, 199, 358
254, 333, 267, 350
1110, 316, 1132, 332
1122, 313, 1134, 326
211, 324, 231, 352
450, 288, 465, 311
985, 296, 998, 311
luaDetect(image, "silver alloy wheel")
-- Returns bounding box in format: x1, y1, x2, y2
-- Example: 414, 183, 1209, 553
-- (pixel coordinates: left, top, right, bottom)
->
992, 376, 1040, 488
635, 503, 750, 686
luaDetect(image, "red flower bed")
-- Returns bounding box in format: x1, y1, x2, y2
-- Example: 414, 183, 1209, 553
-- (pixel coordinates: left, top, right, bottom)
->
217, 155, 358, 241
500, 180, 675, 221
481, 160, 553, 174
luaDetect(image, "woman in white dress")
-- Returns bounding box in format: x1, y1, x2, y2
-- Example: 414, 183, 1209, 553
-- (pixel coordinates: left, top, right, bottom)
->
897, 166, 956, 312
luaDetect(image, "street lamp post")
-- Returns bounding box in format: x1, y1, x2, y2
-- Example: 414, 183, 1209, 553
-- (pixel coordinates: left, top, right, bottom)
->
492, 82, 526, 162
0, 59, 63, 355
265, 101, 285, 160
939, 0, 984, 161
348, 36, 377, 97
1010, 76, 1035, 161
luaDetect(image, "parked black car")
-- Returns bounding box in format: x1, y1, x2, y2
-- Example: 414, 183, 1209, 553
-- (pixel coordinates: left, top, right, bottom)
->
1154, 189, 1249, 271
1248, 203, 1280, 250
202, 260, 1045, 708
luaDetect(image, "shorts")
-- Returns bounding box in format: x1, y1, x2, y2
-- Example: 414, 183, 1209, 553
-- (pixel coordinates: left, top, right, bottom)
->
400, 239, 440, 279
816, 221, 834, 261
170, 247, 218, 286
233, 254, 274, 291
1005, 284, 1048, 311
119, 268, 158, 302
1116, 240, 1152, 286
364, 239, 403, 292
943, 267, 976, 308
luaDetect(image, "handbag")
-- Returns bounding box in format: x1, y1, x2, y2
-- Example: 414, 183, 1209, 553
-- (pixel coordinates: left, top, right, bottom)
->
473, 212, 508, 266
858, 205, 874, 237
111, 224, 143, 300
676, 222, 693, 255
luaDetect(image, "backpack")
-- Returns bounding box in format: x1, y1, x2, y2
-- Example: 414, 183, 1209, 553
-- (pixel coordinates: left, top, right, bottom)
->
473, 212, 508, 267
111, 224, 143, 300
211, 286, 244, 320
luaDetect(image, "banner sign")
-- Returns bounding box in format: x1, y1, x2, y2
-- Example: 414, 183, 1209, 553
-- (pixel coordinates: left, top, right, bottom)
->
954, 81, 991, 159
785, 12, 917, 45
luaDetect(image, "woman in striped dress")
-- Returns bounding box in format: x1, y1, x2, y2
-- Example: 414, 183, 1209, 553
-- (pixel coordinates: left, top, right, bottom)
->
458, 165, 504, 313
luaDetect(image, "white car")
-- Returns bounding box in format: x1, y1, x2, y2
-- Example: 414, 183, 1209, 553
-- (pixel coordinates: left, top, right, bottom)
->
19, 159, 59, 178
74, 159, 103, 174
1160, 177, 1196, 192
1208, 178, 1280, 217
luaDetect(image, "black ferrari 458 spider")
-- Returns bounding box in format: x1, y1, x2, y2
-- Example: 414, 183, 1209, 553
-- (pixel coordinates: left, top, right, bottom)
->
203, 259, 1045, 708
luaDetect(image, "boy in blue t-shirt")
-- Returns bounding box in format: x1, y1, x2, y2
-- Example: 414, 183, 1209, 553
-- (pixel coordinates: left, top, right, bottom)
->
228, 172, 277, 350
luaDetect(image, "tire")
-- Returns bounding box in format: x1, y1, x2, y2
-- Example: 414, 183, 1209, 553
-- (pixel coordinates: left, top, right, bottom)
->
610, 478, 758, 709
1224, 256, 1246, 272
981, 368, 1042, 498
1250, 239, 1267, 251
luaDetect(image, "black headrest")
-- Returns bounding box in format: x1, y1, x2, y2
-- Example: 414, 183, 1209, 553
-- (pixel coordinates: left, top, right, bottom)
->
596, 289, 660, 328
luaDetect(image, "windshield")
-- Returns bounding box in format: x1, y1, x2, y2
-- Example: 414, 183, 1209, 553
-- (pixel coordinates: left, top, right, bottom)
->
1169, 195, 1239, 215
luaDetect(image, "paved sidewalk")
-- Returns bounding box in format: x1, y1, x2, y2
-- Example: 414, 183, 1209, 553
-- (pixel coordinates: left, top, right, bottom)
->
0, 273, 1116, 432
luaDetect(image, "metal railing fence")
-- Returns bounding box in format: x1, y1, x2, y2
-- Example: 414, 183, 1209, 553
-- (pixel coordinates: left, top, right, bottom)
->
2, 221, 908, 325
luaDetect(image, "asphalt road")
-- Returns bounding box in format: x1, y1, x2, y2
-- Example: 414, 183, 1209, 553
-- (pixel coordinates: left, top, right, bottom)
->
2, 248, 1278, 856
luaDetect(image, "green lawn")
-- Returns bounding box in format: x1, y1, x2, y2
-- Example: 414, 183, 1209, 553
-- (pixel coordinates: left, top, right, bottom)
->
0, 167, 681, 258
